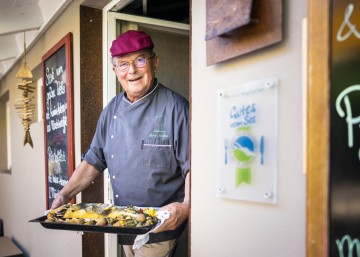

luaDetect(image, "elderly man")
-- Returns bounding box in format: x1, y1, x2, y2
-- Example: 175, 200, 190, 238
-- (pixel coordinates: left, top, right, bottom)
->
51, 30, 190, 257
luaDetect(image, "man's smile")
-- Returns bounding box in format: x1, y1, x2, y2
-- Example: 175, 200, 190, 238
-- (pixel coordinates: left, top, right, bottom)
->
129, 76, 142, 82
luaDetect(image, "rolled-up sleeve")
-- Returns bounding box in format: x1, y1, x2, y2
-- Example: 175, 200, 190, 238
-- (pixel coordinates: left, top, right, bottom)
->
82, 148, 107, 172
174, 100, 190, 178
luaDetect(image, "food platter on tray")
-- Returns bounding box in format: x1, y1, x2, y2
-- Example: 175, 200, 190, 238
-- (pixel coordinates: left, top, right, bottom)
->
29, 203, 159, 235
29, 215, 157, 235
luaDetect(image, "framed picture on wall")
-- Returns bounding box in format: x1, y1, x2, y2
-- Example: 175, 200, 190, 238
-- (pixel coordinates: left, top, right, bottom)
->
41, 33, 75, 210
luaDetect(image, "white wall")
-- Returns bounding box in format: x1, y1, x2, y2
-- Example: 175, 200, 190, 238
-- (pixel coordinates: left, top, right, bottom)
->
191, 1, 307, 256
0, 1, 83, 256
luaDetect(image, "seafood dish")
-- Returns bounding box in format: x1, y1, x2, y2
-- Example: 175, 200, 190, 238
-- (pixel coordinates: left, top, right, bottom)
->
30, 203, 158, 235
46, 203, 158, 227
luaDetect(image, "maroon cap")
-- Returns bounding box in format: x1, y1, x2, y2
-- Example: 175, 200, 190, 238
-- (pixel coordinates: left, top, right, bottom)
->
110, 30, 154, 57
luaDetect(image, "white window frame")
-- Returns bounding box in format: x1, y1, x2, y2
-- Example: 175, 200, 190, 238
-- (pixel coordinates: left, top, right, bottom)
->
6, 101, 11, 170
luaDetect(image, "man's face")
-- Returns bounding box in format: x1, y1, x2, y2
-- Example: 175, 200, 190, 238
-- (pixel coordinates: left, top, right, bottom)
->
112, 50, 159, 102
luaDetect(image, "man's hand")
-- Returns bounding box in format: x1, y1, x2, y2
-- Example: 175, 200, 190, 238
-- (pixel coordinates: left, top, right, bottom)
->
152, 202, 189, 233
50, 193, 69, 209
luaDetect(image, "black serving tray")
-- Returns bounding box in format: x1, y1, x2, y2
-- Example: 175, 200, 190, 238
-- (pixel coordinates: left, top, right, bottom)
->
29, 215, 157, 235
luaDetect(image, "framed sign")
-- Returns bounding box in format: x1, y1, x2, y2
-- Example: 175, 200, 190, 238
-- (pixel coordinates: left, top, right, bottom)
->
329, 0, 360, 256
42, 33, 75, 210
216, 77, 278, 204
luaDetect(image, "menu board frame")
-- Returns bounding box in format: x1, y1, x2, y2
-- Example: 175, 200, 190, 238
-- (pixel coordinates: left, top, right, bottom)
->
42, 33, 74, 210
307, 1, 330, 257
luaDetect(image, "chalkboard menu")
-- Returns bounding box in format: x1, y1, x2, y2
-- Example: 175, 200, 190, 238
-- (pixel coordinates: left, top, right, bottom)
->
330, 1, 360, 256
42, 33, 74, 210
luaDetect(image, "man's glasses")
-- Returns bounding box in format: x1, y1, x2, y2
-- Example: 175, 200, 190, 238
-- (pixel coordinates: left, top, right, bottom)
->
114, 54, 154, 72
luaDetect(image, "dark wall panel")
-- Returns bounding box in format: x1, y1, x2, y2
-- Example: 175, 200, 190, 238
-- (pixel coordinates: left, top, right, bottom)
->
80, 5, 104, 257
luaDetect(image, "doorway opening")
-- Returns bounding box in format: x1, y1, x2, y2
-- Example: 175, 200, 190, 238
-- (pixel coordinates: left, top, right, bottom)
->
102, 1, 190, 257
115, 0, 189, 23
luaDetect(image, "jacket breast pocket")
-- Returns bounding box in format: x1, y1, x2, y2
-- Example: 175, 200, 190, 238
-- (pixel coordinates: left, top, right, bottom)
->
142, 140, 173, 169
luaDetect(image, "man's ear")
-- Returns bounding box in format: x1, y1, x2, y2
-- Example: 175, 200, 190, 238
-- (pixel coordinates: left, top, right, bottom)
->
154, 56, 160, 71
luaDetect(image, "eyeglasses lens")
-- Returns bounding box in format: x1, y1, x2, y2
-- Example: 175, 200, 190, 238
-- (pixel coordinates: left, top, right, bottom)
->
134, 57, 146, 67
117, 57, 148, 71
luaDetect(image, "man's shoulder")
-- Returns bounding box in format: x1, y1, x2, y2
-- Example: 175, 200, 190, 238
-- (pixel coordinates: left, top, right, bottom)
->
105, 93, 124, 107
99, 93, 124, 118
157, 84, 188, 105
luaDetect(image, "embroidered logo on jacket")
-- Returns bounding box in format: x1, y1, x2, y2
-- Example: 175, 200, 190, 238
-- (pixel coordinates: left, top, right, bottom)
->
149, 115, 169, 138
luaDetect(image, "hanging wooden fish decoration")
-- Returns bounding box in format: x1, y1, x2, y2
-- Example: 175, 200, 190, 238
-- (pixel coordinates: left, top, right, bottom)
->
14, 79, 35, 148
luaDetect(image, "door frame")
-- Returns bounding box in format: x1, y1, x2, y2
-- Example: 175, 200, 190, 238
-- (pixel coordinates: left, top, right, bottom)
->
102, 2, 190, 256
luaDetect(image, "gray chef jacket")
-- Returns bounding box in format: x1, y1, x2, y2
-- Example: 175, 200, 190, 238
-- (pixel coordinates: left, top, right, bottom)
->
82, 82, 190, 208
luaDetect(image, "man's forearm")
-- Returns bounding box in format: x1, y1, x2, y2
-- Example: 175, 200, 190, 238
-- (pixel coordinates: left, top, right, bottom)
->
55, 161, 100, 202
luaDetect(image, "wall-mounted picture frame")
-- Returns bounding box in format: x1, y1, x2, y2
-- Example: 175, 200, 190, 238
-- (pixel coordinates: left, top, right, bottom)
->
42, 33, 75, 210
205, 0, 282, 65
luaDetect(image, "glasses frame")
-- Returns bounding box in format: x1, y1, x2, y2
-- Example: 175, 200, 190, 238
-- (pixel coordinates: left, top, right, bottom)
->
114, 53, 155, 72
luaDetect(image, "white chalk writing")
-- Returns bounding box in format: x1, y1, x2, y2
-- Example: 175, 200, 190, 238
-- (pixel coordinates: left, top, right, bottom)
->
50, 115, 68, 134
48, 147, 66, 163
45, 67, 55, 86
50, 102, 67, 118
45, 64, 67, 134
336, 235, 360, 257
335, 85, 360, 161
337, 4, 360, 42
